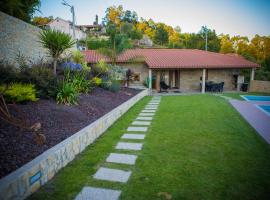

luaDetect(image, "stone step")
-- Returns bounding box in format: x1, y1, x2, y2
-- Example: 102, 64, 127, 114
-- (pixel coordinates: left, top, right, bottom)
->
94, 167, 131, 183
139, 113, 155, 116
75, 186, 121, 200
121, 133, 145, 140
106, 153, 137, 165
136, 116, 153, 120
132, 121, 151, 126
115, 142, 143, 150
127, 126, 148, 132
141, 110, 156, 113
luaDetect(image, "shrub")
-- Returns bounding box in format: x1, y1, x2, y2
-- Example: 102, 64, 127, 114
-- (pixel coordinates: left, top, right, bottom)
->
100, 76, 121, 93
92, 77, 102, 86
17, 65, 58, 98
109, 80, 121, 92
0, 62, 18, 84
1, 83, 38, 103
87, 37, 109, 50
56, 82, 78, 105
92, 59, 109, 75
72, 71, 92, 93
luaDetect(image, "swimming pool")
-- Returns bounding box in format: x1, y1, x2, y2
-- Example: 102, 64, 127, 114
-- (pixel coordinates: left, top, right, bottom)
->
241, 95, 270, 102
256, 105, 270, 116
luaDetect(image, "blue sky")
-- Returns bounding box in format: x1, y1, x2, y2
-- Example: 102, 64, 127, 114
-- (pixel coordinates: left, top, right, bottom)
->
36, 0, 270, 39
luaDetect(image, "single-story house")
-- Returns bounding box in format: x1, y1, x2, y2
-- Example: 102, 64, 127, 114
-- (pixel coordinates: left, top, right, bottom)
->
82, 49, 259, 93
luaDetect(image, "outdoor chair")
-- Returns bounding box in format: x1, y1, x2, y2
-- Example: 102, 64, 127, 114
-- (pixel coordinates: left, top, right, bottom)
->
160, 81, 170, 92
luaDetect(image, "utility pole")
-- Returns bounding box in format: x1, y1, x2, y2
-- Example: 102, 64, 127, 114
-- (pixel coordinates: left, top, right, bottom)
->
62, 0, 76, 39
205, 28, 208, 51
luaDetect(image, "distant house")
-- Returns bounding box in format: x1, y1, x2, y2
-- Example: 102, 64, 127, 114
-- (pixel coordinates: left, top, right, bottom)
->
138, 35, 153, 47
78, 24, 106, 36
43, 17, 87, 40
82, 49, 259, 92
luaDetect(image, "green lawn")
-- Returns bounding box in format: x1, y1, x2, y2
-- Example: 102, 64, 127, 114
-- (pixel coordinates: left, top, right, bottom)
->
29, 95, 270, 200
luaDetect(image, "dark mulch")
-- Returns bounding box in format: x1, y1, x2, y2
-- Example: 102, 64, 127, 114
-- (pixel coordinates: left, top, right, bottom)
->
0, 87, 140, 179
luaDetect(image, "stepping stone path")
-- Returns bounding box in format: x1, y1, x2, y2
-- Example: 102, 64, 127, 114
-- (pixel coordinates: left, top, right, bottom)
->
75, 187, 121, 200
127, 126, 148, 132
106, 153, 137, 165
94, 167, 131, 183
76, 96, 161, 199
139, 113, 155, 116
115, 142, 143, 150
132, 121, 151, 125
137, 116, 153, 120
141, 110, 156, 113
121, 133, 145, 140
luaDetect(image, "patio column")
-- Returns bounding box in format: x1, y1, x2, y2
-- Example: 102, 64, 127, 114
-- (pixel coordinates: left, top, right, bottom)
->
201, 68, 206, 93
148, 69, 152, 94
250, 67, 255, 81
156, 71, 161, 92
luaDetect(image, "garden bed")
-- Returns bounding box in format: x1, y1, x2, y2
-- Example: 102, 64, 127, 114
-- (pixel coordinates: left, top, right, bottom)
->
0, 87, 140, 179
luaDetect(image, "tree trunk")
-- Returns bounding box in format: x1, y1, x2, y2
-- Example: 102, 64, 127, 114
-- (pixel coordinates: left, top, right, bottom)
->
53, 59, 57, 75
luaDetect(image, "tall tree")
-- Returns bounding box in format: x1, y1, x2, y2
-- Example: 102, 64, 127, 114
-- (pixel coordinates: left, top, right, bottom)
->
0, 0, 40, 22
220, 34, 234, 54
154, 23, 169, 45
99, 23, 131, 65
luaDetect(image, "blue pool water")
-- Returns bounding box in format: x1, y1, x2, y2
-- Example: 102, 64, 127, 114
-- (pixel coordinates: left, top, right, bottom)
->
257, 105, 270, 116
242, 95, 270, 102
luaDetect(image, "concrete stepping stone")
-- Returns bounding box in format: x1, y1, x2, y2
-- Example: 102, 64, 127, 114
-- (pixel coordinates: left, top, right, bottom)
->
141, 110, 156, 113
145, 107, 158, 110
148, 103, 159, 105
127, 126, 148, 132
137, 116, 153, 120
115, 142, 143, 150
144, 107, 157, 110
139, 113, 155, 116
132, 121, 151, 125
75, 186, 121, 200
94, 167, 131, 183
106, 153, 137, 165
146, 105, 158, 107
122, 133, 145, 140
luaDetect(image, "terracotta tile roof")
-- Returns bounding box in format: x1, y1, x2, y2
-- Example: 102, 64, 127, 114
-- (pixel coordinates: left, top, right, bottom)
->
82, 49, 259, 69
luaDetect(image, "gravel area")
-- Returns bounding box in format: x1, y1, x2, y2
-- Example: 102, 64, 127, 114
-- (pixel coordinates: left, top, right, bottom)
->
0, 87, 140, 178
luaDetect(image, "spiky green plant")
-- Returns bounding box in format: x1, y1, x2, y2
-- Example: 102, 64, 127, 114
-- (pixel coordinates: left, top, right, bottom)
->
39, 29, 75, 75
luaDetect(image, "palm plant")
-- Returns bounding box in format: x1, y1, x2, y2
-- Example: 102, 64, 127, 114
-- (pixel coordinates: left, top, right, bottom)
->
39, 29, 75, 75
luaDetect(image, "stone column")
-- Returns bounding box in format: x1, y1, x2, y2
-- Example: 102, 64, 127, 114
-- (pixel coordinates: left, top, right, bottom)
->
202, 68, 206, 93
148, 69, 152, 94
250, 68, 255, 81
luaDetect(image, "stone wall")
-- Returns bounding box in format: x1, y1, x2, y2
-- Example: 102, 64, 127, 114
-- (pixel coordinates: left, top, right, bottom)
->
208, 69, 235, 91
0, 11, 50, 66
249, 80, 270, 93
179, 69, 202, 92
119, 63, 149, 84
0, 90, 148, 200
179, 69, 236, 92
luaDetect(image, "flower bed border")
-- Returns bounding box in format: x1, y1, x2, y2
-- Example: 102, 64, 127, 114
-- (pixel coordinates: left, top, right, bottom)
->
0, 89, 148, 200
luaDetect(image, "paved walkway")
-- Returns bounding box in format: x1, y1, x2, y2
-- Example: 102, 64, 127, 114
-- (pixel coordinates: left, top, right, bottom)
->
75, 96, 161, 200
230, 99, 270, 144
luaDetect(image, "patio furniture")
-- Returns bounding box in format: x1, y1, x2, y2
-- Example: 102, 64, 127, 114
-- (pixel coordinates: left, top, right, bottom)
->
241, 83, 248, 92
160, 81, 170, 92
202, 81, 224, 92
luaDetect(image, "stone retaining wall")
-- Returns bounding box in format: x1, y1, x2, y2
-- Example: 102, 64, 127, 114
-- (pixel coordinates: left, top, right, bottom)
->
249, 80, 270, 93
0, 11, 51, 66
0, 89, 148, 200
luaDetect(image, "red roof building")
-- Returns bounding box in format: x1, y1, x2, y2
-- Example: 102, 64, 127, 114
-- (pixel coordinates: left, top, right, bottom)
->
82, 49, 259, 92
